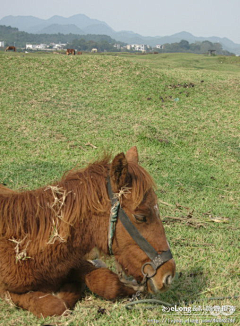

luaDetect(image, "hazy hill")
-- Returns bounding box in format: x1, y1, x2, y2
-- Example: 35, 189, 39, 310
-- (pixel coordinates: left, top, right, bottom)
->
38, 24, 85, 35
0, 15, 43, 32
1, 14, 240, 54
0, 14, 110, 34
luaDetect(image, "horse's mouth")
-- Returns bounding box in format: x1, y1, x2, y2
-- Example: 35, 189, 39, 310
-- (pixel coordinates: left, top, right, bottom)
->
147, 278, 170, 293
114, 259, 146, 292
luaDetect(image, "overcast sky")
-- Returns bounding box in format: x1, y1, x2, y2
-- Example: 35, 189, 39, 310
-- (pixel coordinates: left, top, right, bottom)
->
1, 0, 240, 44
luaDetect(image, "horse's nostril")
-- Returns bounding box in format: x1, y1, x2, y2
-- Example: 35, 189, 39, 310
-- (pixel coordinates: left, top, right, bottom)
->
163, 274, 172, 286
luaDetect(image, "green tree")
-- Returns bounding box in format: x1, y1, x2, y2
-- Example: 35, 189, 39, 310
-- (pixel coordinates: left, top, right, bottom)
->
179, 40, 190, 50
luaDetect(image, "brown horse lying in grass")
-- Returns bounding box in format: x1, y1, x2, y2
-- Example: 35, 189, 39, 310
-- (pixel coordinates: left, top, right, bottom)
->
0, 147, 175, 317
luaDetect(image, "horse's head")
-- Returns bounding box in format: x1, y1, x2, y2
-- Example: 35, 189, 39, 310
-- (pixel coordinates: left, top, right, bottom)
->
108, 146, 176, 293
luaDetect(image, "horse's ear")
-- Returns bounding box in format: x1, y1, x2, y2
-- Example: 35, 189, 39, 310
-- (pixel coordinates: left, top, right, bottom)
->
126, 146, 139, 164
110, 152, 130, 191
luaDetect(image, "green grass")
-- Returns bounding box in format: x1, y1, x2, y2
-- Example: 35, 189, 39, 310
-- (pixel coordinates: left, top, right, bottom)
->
0, 51, 239, 325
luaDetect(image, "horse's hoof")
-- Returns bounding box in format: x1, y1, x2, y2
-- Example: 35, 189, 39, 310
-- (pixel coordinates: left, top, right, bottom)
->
89, 259, 107, 269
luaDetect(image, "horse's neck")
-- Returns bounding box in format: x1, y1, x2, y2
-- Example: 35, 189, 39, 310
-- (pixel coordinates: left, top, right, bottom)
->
72, 209, 109, 258
68, 176, 110, 256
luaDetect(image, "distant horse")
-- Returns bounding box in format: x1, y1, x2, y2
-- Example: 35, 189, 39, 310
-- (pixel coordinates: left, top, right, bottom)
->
77, 51, 82, 55
0, 147, 175, 317
5, 46, 16, 52
66, 48, 75, 55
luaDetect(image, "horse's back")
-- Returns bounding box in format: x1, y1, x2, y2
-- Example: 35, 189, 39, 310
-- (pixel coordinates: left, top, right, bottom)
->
0, 184, 17, 195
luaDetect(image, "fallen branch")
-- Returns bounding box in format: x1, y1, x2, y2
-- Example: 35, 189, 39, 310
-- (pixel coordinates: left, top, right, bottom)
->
85, 142, 97, 149
158, 200, 174, 207
163, 216, 206, 228
164, 216, 186, 221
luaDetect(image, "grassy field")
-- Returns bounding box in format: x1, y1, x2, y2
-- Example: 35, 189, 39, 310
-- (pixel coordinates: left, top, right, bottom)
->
0, 51, 239, 325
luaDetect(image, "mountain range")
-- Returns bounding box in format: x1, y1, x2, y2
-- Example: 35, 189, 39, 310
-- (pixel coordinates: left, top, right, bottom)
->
1, 14, 240, 54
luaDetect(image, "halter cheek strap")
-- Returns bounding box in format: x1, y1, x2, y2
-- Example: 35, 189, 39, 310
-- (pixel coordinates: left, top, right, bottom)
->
108, 199, 119, 255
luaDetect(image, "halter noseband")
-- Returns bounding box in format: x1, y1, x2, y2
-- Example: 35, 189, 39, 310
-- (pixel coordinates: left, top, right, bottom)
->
107, 177, 173, 282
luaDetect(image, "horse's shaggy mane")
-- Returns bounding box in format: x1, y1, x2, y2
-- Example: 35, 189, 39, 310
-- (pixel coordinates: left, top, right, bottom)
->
0, 155, 155, 244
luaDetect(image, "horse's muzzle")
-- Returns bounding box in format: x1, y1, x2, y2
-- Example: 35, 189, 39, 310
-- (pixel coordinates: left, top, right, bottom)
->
146, 258, 176, 293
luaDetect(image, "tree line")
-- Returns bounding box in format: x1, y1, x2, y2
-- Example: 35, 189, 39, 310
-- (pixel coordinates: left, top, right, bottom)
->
0, 25, 234, 55
157, 39, 234, 55
0, 25, 122, 51
67, 38, 120, 52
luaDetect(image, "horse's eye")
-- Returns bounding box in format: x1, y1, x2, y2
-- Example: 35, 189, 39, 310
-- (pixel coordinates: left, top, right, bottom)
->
134, 214, 147, 222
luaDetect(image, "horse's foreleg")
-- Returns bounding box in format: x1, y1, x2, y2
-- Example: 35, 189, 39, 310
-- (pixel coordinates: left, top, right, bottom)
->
84, 268, 136, 300
5, 291, 68, 318
53, 262, 93, 309
56, 281, 86, 309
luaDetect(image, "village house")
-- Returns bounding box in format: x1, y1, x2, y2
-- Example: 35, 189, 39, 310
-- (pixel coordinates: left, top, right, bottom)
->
113, 43, 121, 50
126, 44, 150, 52
25, 44, 48, 50
51, 43, 67, 49
155, 44, 164, 49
